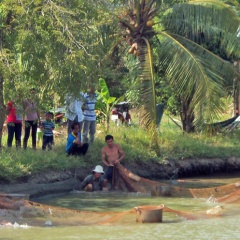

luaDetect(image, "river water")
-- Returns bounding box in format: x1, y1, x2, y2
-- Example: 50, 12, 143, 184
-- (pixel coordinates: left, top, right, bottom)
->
1, 175, 240, 240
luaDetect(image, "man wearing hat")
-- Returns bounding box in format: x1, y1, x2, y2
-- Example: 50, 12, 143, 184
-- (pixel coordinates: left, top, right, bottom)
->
80, 165, 108, 191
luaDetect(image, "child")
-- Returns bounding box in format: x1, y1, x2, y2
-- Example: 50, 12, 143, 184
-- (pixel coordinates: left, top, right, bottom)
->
40, 112, 55, 150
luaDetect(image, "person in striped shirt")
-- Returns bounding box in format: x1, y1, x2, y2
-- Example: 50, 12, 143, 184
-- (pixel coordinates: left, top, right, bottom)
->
40, 112, 55, 150
82, 87, 97, 143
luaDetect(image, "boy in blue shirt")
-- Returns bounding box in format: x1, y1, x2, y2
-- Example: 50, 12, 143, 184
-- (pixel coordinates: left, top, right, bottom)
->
40, 112, 55, 150
66, 122, 89, 155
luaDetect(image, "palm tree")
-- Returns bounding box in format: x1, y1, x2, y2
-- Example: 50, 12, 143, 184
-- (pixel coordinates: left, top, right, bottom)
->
118, 0, 162, 153
117, 0, 240, 153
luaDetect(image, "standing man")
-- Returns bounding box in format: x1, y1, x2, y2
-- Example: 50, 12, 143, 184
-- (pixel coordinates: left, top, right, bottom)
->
82, 86, 97, 143
65, 92, 84, 135
101, 135, 125, 183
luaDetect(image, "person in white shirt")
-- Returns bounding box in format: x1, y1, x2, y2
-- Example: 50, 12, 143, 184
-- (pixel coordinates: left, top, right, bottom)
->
65, 92, 84, 135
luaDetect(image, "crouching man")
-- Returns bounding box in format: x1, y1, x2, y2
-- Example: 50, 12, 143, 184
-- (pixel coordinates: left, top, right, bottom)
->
80, 165, 108, 191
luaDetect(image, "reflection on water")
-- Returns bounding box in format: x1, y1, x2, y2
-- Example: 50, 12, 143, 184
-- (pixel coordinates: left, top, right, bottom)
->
2, 217, 240, 240
1, 175, 240, 240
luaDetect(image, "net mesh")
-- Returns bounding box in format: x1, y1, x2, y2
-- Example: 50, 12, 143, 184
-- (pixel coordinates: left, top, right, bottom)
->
1, 163, 240, 226
113, 163, 240, 201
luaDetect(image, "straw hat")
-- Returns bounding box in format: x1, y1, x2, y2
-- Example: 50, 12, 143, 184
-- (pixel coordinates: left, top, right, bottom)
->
92, 165, 104, 174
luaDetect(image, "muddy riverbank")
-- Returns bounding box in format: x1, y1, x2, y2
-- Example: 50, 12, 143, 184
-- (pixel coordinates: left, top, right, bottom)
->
0, 157, 240, 198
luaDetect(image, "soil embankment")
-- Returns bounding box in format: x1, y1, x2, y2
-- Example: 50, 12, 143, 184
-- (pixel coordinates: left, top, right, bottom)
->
0, 157, 240, 198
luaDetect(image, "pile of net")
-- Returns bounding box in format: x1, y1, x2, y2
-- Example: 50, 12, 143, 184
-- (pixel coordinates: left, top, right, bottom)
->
0, 162, 240, 226
112, 163, 240, 203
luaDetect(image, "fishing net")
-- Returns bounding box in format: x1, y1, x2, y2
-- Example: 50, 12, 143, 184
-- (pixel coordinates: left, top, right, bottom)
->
0, 195, 231, 226
1, 163, 240, 226
112, 163, 240, 202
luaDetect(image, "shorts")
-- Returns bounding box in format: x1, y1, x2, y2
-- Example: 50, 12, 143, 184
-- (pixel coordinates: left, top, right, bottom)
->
103, 166, 114, 182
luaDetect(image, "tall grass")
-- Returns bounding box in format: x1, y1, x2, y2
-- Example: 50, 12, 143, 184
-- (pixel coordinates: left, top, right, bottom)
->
1, 113, 240, 182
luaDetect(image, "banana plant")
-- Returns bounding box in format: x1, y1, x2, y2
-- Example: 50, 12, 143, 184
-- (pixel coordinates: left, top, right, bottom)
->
95, 78, 124, 133
118, 0, 240, 155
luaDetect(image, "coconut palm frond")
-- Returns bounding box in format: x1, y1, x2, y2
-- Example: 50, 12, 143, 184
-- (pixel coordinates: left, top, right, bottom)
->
219, 31, 240, 58
163, 0, 240, 57
170, 33, 236, 83
166, 0, 239, 35
140, 0, 157, 20
156, 32, 234, 127
119, 19, 135, 33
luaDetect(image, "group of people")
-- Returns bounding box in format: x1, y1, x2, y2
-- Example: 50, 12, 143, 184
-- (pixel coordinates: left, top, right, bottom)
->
6, 88, 42, 150
5, 85, 98, 151
65, 120, 125, 191
65, 86, 97, 156
80, 134, 125, 192
64, 87, 125, 191
6, 88, 56, 151
112, 107, 131, 126
5, 86, 125, 191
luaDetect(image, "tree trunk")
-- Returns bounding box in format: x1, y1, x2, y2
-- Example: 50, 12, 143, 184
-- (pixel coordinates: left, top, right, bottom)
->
233, 60, 240, 116
180, 97, 195, 133
0, 25, 5, 148
0, 74, 5, 148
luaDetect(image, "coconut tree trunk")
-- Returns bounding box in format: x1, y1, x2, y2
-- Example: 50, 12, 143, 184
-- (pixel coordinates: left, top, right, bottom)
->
180, 97, 195, 133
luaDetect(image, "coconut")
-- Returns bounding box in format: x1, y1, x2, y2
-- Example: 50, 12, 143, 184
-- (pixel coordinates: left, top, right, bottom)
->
134, 50, 140, 56
128, 47, 134, 54
146, 20, 154, 27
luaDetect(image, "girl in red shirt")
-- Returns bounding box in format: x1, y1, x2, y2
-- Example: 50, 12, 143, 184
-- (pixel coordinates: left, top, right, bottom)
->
6, 101, 22, 148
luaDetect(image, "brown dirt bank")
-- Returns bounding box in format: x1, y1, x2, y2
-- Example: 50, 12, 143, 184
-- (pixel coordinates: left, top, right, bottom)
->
1, 157, 240, 198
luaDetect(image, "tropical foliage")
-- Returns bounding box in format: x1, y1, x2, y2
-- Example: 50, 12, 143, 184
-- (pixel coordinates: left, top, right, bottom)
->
0, 0, 117, 147
0, 0, 239, 154
118, 0, 240, 137
95, 78, 124, 133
